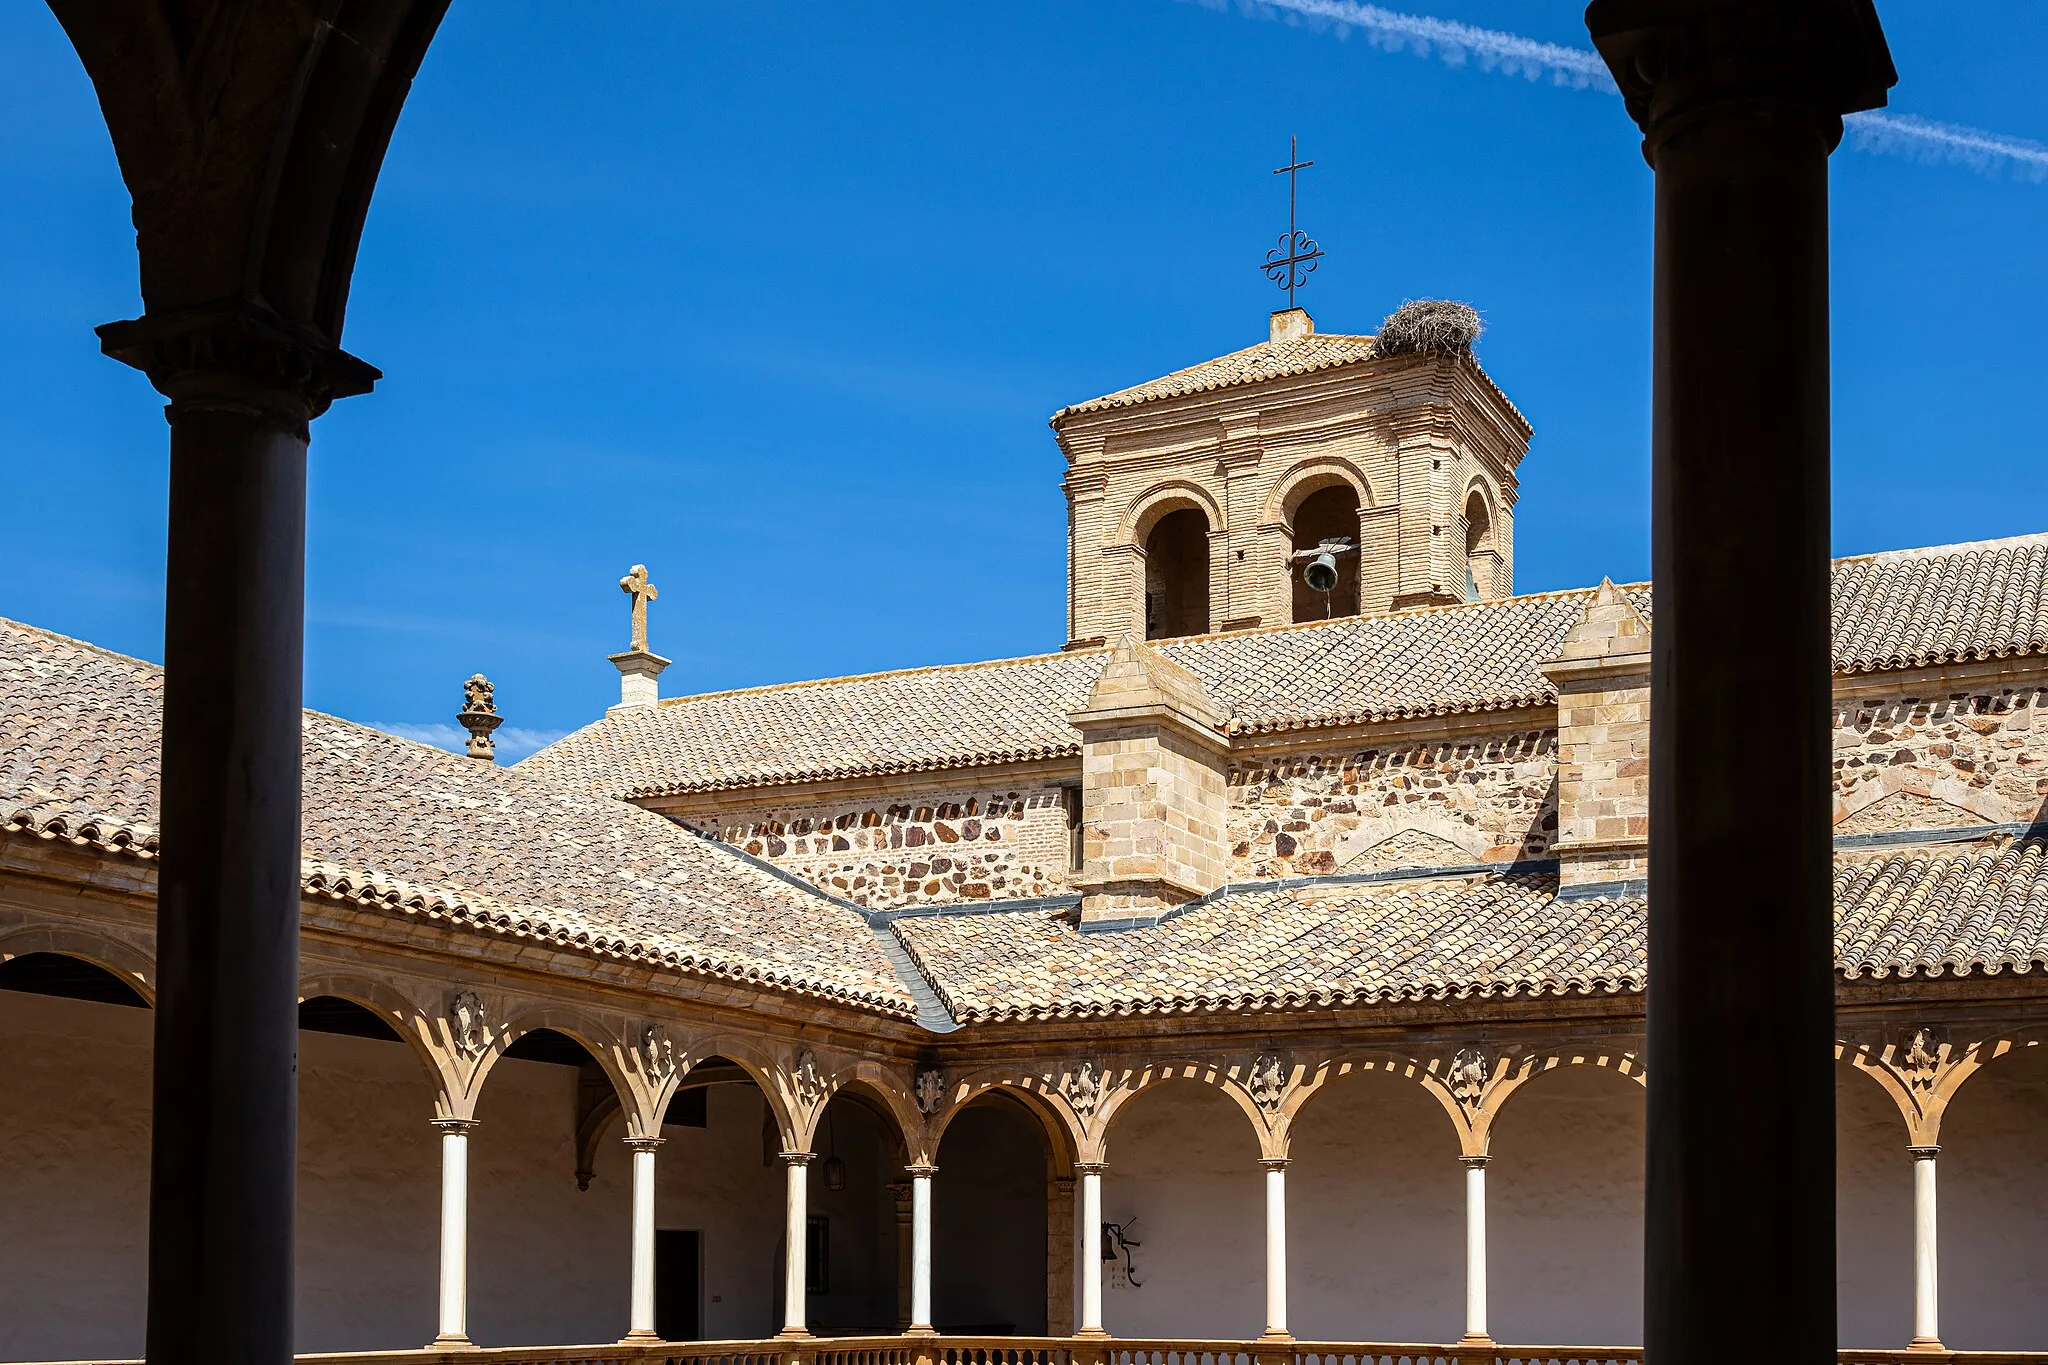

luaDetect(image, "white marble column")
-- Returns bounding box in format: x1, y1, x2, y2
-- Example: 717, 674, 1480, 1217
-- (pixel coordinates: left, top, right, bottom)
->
1076, 1162, 1107, 1336
908, 1164, 936, 1332
779, 1153, 813, 1338
1909, 1145, 1942, 1350
623, 1136, 664, 1341
431, 1117, 477, 1347
1460, 1155, 1490, 1344
1260, 1158, 1290, 1340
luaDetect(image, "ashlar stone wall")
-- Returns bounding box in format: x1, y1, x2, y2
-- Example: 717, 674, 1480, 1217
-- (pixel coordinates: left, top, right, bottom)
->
1228, 728, 1557, 880
679, 783, 1074, 911
1833, 683, 2048, 833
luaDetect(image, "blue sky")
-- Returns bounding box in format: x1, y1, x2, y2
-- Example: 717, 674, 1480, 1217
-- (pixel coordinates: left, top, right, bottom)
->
4, 2, 2044, 758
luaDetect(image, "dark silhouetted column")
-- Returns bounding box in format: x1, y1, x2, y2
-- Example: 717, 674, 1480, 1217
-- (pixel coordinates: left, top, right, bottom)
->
1583, 4, 1894, 1361
101, 305, 375, 1365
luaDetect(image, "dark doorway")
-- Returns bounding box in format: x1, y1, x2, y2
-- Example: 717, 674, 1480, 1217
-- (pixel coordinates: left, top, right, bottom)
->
932, 1096, 1049, 1334
656, 1229, 702, 1340
1290, 484, 1362, 622
1144, 507, 1211, 640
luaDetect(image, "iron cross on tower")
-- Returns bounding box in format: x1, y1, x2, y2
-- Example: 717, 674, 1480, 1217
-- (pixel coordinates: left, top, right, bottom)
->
1261, 135, 1324, 310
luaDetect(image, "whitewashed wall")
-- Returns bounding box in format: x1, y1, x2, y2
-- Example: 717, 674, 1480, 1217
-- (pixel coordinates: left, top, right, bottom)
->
4, 988, 2046, 1357
0, 990, 152, 1362
1093, 1067, 2048, 1350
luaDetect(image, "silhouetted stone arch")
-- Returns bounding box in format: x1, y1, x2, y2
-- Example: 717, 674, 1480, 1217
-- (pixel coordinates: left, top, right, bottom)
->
0, 924, 156, 1005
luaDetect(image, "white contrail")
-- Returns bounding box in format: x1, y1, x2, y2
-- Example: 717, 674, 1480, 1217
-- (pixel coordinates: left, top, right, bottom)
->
1213, 0, 1613, 89
1846, 111, 2048, 184
1212, 0, 2047, 183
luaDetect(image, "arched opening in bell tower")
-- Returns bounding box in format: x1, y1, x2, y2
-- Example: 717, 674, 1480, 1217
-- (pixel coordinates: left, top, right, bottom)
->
1464, 488, 1496, 602
1143, 508, 1211, 640
1290, 484, 1362, 623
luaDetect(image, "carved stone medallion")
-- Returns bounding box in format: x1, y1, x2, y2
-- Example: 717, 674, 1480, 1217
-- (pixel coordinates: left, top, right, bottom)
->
1449, 1046, 1488, 1109
915, 1065, 946, 1116
1061, 1060, 1103, 1119
449, 989, 490, 1060
1247, 1052, 1287, 1114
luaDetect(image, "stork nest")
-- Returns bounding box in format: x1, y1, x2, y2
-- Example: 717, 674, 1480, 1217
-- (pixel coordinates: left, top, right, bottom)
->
1373, 299, 1483, 359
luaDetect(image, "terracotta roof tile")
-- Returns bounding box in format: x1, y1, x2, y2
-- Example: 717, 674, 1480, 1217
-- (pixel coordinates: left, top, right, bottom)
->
0, 619, 917, 1016
525, 533, 2048, 800
893, 832, 2048, 1022
1052, 333, 1380, 419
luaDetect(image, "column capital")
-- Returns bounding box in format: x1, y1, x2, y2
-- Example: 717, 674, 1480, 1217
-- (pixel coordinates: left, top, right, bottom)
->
905, 1162, 938, 1178
1458, 1154, 1490, 1169
97, 299, 380, 436
1257, 1157, 1290, 1172
1072, 1161, 1108, 1176
779, 1150, 815, 1167
624, 1135, 666, 1154
1586, 0, 1896, 149
431, 1117, 479, 1135
1908, 1144, 1941, 1161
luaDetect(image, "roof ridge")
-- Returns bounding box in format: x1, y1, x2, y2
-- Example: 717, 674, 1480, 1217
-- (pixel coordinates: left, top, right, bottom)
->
1833, 530, 2048, 565
0, 616, 164, 674
656, 643, 1105, 708
1052, 330, 1381, 421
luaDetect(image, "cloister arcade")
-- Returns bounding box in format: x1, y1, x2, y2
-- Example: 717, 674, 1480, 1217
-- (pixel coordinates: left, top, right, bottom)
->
4, 925, 2046, 1359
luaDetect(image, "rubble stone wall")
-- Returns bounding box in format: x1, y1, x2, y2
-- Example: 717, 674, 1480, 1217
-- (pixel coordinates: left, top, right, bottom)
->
1227, 727, 1558, 880
1834, 684, 2048, 832
681, 782, 1075, 910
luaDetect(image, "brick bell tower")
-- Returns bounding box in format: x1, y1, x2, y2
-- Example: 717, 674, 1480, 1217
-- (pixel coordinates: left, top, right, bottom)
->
1050, 303, 1532, 647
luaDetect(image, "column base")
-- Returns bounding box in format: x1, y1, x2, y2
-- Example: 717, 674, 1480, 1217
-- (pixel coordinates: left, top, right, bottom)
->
618, 1328, 664, 1344
1256, 1329, 1295, 1343
427, 1333, 479, 1350
1457, 1333, 1495, 1345
1071, 1328, 1112, 1340
775, 1327, 815, 1341
1907, 1338, 1947, 1353
905, 1326, 940, 1338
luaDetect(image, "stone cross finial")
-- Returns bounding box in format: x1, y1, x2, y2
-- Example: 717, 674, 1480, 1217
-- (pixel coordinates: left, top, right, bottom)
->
620, 564, 658, 653
456, 673, 502, 762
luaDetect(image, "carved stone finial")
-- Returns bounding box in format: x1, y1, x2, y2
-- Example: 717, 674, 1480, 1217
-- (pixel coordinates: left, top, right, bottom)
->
915, 1066, 946, 1116
1449, 1046, 1489, 1109
1247, 1052, 1288, 1114
1061, 1060, 1103, 1119
609, 564, 672, 709
456, 674, 503, 763
449, 989, 490, 1060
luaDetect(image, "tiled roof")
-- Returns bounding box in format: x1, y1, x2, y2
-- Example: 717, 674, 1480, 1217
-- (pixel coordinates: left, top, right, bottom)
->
0, 619, 918, 1017
1052, 332, 1379, 419
1830, 533, 2048, 672
892, 871, 1634, 1021
524, 532, 2048, 800
1157, 588, 1618, 736
1835, 835, 2048, 981
891, 832, 2048, 1023
520, 651, 1108, 799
